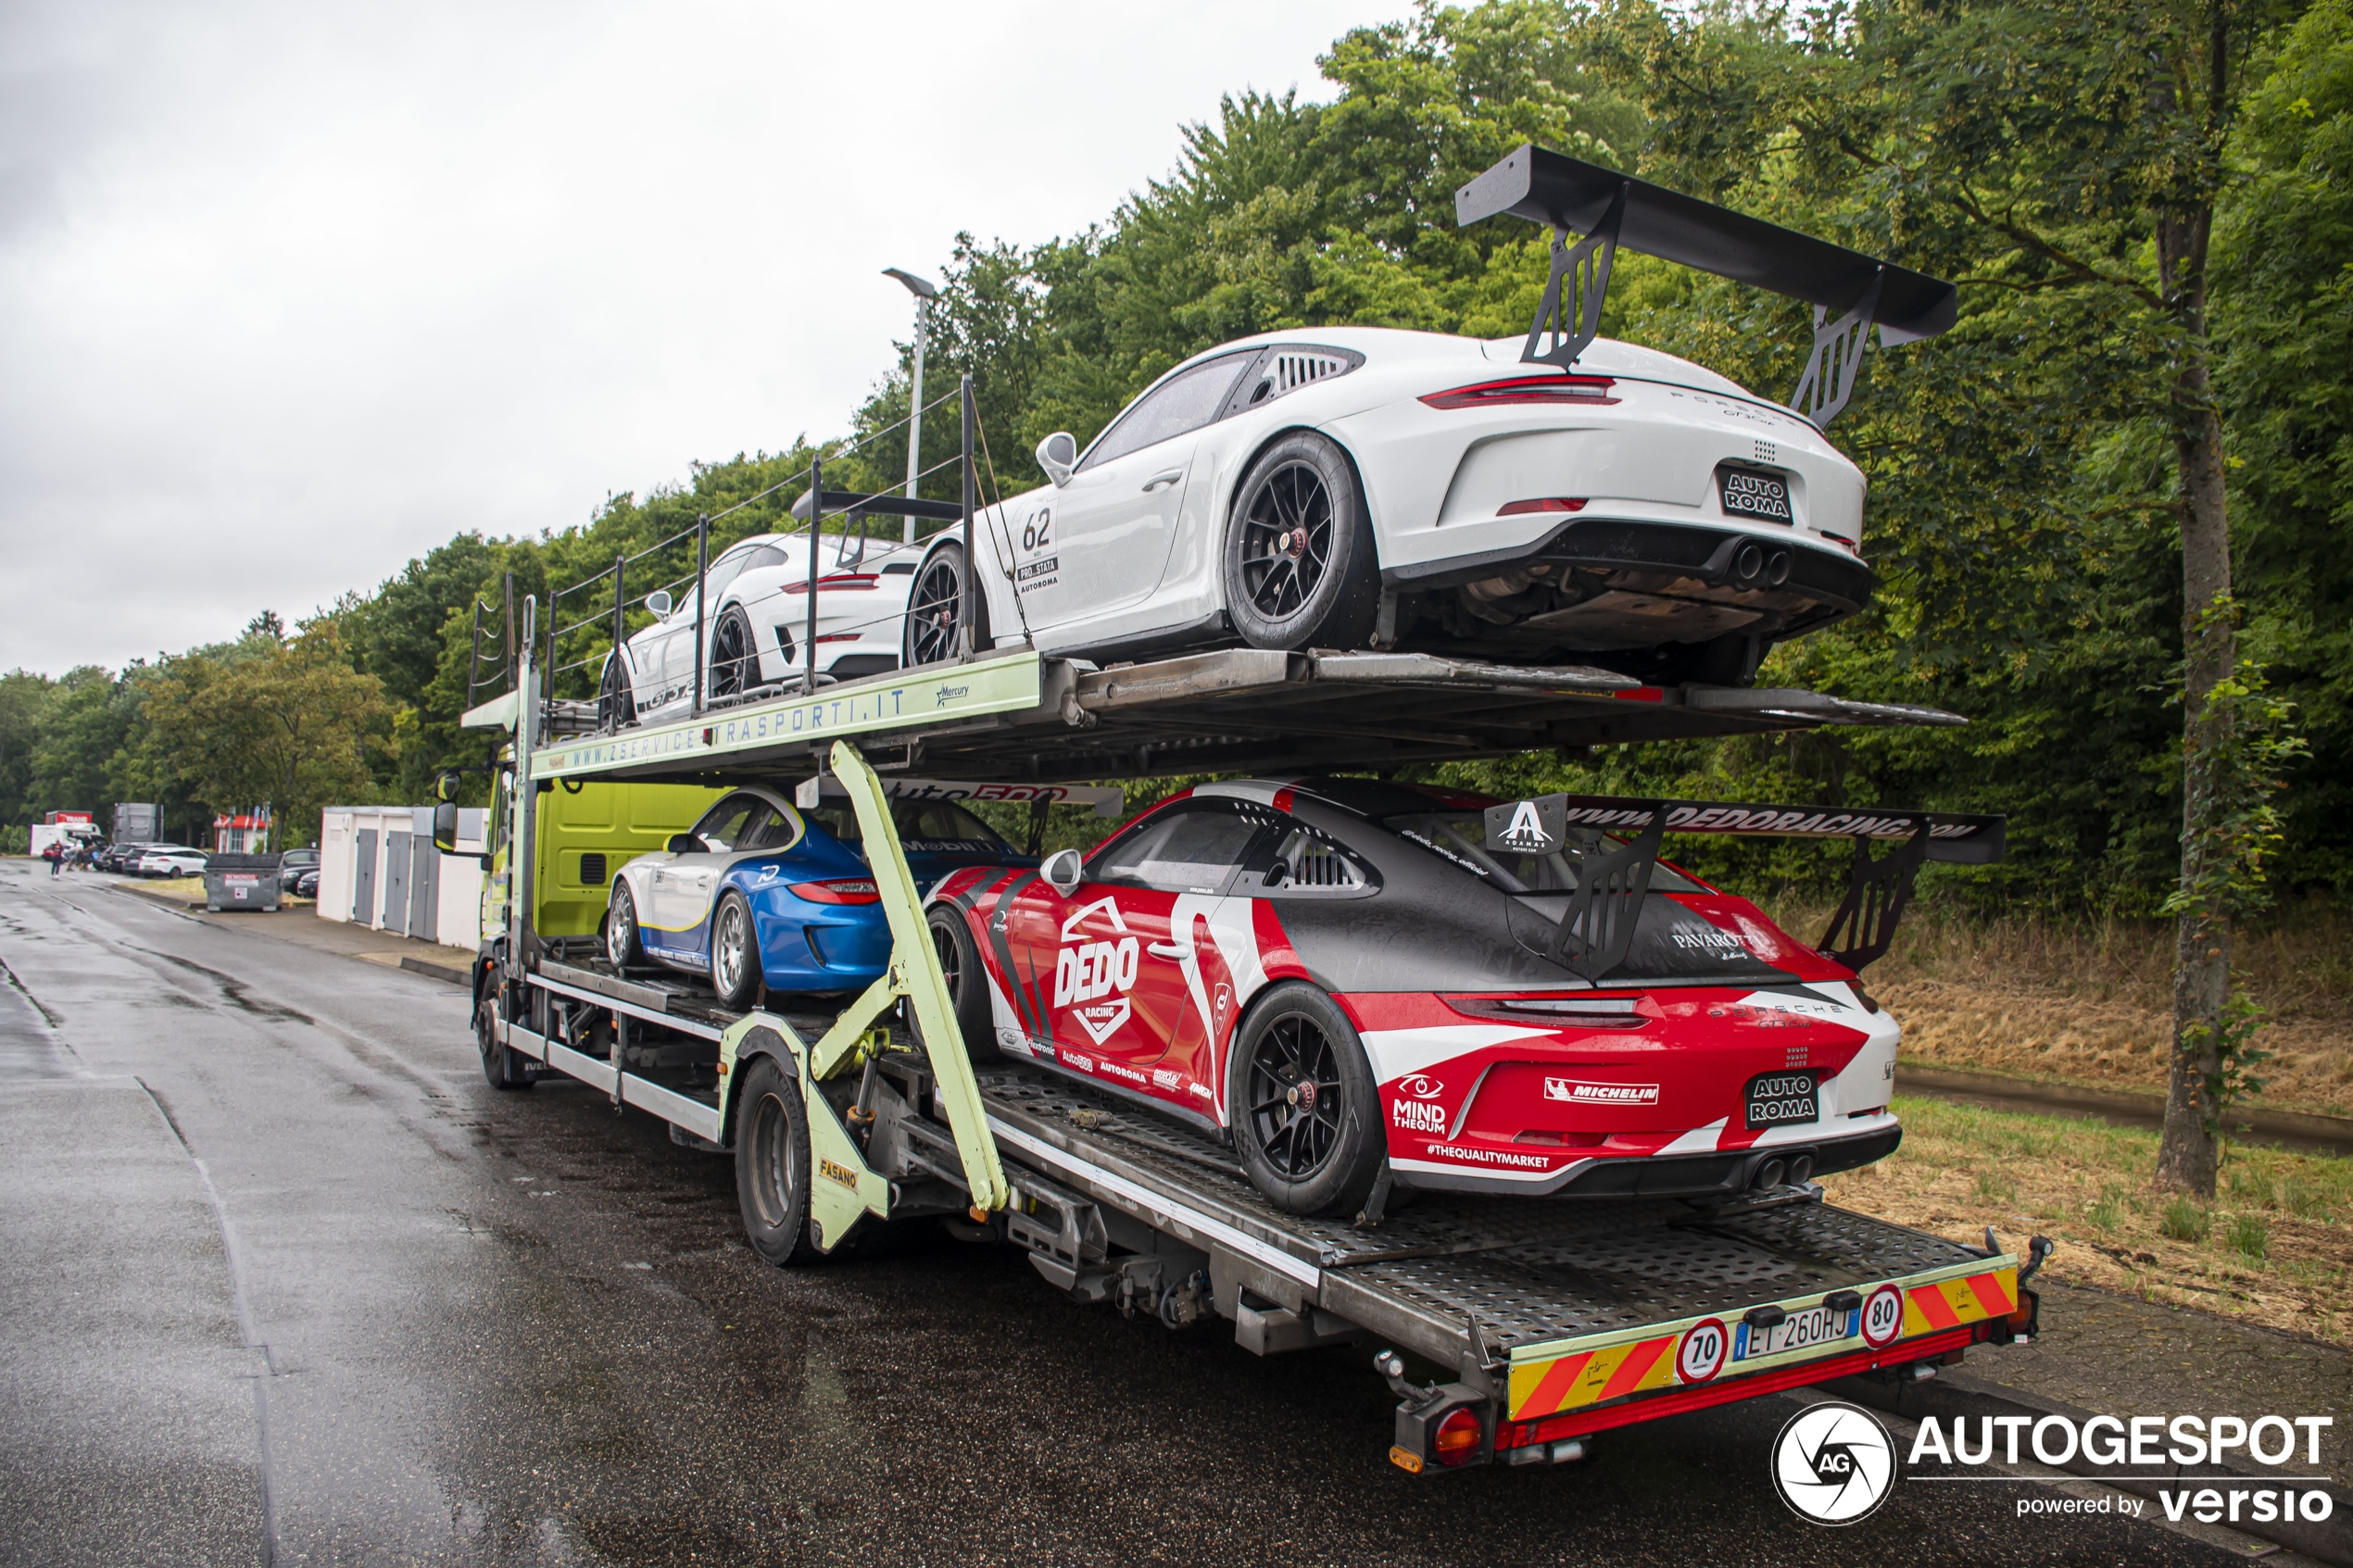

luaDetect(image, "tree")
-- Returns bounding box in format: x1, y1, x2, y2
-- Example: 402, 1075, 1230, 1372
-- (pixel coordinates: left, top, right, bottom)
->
139, 628, 395, 849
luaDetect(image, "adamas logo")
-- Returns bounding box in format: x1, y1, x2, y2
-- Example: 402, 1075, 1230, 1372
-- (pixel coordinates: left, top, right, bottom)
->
1054, 897, 1139, 1045
1772, 1401, 1894, 1524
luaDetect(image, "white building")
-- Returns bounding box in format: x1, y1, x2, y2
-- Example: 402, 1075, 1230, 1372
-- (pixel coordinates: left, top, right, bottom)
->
316, 806, 486, 950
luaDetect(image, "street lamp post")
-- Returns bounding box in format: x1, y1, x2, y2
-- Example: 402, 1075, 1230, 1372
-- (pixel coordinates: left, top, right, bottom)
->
882, 268, 937, 546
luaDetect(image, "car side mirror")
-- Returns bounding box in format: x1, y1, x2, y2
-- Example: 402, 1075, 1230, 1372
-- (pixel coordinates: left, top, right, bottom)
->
644, 589, 673, 618
1042, 847, 1083, 895
431, 800, 460, 856
1036, 432, 1078, 486
666, 833, 703, 855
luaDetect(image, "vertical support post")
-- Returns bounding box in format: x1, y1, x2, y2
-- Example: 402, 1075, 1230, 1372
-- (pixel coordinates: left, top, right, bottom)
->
692, 513, 709, 717
468, 600, 484, 700
903, 295, 928, 546
541, 582, 555, 714
503, 572, 516, 692
511, 596, 541, 982
610, 552, 625, 690
959, 374, 976, 662
806, 458, 822, 696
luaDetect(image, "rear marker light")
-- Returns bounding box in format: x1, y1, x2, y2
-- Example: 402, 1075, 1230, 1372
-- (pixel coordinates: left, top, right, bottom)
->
790, 879, 880, 904
1419, 375, 1618, 409
1498, 497, 1588, 516
1433, 1407, 1484, 1466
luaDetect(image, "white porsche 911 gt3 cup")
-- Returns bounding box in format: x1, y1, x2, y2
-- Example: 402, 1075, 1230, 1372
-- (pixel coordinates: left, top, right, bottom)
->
599, 529, 922, 726
897, 144, 1956, 688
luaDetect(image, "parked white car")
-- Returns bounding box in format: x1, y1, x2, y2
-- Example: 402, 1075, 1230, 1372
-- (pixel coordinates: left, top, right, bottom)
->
600, 530, 921, 726
135, 846, 209, 878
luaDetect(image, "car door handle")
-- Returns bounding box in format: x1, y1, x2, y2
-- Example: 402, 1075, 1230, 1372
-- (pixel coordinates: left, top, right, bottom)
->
1147, 941, 1191, 959
1140, 470, 1184, 493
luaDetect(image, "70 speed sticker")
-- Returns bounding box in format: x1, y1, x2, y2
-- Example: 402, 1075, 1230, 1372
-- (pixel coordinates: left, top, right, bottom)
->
1678, 1317, 1730, 1383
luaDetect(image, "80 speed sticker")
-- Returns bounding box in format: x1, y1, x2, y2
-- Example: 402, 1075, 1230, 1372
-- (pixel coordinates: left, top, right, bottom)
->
1677, 1317, 1729, 1383
1860, 1284, 1905, 1348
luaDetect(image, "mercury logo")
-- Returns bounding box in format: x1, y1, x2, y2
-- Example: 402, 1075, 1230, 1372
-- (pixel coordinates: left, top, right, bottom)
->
1771, 1401, 1894, 1524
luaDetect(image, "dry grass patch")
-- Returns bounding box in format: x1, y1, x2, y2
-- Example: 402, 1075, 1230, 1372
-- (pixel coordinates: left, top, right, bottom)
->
1821, 1095, 2353, 1346
1755, 897, 2353, 1117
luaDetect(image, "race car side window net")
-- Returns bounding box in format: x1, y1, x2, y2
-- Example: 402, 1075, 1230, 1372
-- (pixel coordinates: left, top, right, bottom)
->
1483, 794, 2004, 977
1455, 144, 1958, 427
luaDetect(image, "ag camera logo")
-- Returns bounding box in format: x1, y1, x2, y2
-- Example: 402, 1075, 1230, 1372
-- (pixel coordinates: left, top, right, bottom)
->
1771, 1401, 1894, 1525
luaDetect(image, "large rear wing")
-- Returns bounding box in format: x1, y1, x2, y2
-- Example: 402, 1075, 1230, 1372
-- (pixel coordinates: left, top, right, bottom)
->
1480, 792, 2005, 980
1455, 143, 1958, 426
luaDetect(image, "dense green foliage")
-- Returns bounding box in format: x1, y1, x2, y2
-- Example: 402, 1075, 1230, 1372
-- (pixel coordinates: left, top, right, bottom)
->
4, 0, 2345, 909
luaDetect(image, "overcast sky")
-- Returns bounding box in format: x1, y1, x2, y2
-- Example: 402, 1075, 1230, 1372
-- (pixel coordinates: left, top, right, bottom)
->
1, 0, 1379, 675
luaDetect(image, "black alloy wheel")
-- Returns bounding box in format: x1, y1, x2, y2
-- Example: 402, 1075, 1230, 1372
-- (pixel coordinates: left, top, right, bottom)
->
1223, 432, 1380, 651
901, 540, 989, 669
597, 652, 631, 731
1229, 981, 1382, 1216
710, 889, 759, 1010
735, 1055, 821, 1265
918, 906, 1000, 1061
708, 607, 759, 702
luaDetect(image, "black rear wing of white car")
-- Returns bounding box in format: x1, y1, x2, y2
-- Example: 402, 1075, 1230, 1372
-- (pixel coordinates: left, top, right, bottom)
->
1454, 143, 1958, 427
1480, 791, 2004, 981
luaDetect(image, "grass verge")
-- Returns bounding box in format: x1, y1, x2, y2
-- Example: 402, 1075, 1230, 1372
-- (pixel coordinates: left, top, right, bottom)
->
1821, 1095, 2353, 1347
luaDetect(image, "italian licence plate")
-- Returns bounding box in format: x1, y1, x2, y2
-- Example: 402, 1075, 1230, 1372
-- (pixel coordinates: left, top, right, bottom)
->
1717, 467, 1793, 522
1734, 1305, 1856, 1361
1745, 1071, 1818, 1128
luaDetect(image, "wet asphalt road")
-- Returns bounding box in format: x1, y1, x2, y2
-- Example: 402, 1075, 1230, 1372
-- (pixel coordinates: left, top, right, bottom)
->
0, 862, 2287, 1567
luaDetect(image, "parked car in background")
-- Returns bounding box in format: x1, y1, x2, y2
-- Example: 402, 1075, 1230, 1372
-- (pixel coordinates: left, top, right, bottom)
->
288, 866, 321, 898
134, 846, 210, 878
278, 847, 320, 874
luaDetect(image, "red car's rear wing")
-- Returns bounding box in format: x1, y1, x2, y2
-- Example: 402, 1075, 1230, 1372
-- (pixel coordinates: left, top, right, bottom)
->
1455, 143, 1958, 426
1481, 793, 2005, 979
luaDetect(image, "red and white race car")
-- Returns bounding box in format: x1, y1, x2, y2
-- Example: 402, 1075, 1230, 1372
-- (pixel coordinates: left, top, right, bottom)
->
925, 777, 2002, 1215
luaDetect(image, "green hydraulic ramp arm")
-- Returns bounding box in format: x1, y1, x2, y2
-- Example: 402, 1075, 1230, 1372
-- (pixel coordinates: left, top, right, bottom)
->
812, 738, 1011, 1213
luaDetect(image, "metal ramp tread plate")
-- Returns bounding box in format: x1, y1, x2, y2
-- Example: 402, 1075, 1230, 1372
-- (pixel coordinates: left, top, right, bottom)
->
537, 959, 741, 1034
973, 1062, 1981, 1362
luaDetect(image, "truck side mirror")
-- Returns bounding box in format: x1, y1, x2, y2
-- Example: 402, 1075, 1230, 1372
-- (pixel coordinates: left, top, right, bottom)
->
434, 770, 462, 803
1042, 847, 1083, 895
1036, 433, 1078, 486
431, 800, 460, 855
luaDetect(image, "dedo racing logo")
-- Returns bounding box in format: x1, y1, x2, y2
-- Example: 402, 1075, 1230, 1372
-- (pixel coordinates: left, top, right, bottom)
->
1053, 897, 1139, 1045
1772, 1400, 1895, 1525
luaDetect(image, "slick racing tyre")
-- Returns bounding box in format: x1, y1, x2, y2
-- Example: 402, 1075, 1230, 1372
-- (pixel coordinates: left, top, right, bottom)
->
1229, 981, 1383, 1216
917, 906, 1000, 1063
605, 880, 644, 970
710, 889, 761, 1010
735, 1054, 821, 1266
477, 989, 535, 1092
901, 539, 991, 670
1223, 433, 1381, 652
708, 607, 759, 701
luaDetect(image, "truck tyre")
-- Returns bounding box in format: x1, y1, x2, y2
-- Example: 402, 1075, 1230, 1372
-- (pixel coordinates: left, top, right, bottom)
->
901, 538, 991, 670
710, 889, 760, 1010
1228, 981, 1382, 1216
919, 907, 1000, 1062
735, 1054, 819, 1266
1222, 433, 1380, 652
606, 880, 644, 970
477, 991, 534, 1092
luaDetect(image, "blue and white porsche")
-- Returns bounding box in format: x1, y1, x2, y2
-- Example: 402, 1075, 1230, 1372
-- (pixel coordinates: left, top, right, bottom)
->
601, 782, 1052, 1006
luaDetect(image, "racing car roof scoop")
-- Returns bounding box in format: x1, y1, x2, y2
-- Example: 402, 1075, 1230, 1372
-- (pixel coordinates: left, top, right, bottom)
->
1456, 144, 1958, 425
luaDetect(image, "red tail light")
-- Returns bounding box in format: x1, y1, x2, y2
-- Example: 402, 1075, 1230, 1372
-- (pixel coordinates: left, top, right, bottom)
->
783, 574, 880, 594
812, 633, 859, 645
1497, 497, 1588, 516
1420, 375, 1617, 409
789, 879, 880, 904
1433, 1407, 1485, 1466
